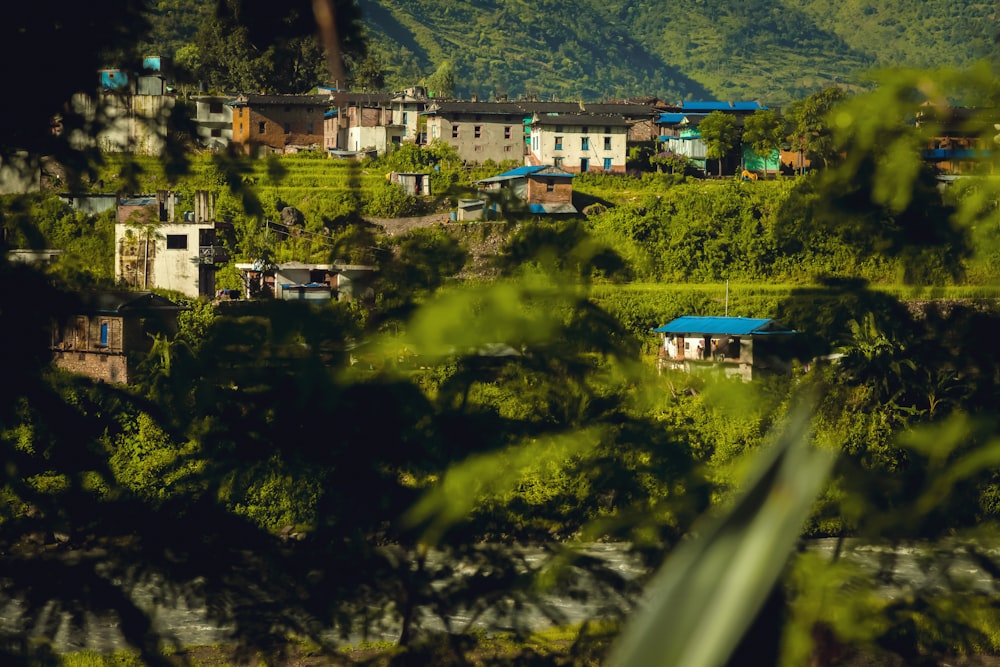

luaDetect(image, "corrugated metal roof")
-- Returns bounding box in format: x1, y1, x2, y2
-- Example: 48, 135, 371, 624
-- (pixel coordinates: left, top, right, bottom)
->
77, 291, 182, 315
530, 113, 630, 126
657, 113, 688, 124
238, 94, 330, 106
529, 202, 578, 214
501, 165, 572, 177
657, 112, 708, 124
653, 316, 789, 335
119, 197, 157, 206
423, 100, 660, 117
474, 165, 574, 183
680, 101, 767, 112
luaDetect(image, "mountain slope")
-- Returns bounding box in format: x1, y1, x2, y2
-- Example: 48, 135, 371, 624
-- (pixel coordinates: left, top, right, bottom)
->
362, 0, 996, 104
140, 0, 997, 105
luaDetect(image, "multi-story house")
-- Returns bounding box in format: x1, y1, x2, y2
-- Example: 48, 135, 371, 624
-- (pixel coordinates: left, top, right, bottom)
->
69, 66, 175, 156
50, 290, 182, 384
527, 114, 629, 173
191, 95, 233, 150
324, 92, 400, 154
422, 100, 660, 165
655, 102, 772, 175
423, 101, 529, 164
114, 191, 227, 299
229, 94, 328, 155
391, 87, 431, 144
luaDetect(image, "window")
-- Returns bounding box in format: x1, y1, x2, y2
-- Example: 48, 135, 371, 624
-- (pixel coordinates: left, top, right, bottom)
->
166, 234, 188, 250
604, 125, 611, 134
582, 126, 589, 133
581, 158, 589, 172
210, 102, 223, 114
451, 125, 459, 139
403, 111, 409, 125
554, 136, 563, 151
283, 123, 291, 134
99, 322, 109, 347
210, 128, 222, 137
504, 126, 511, 139
604, 136, 612, 150
239, 123, 243, 133
238, 108, 243, 117
307, 122, 314, 134
555, 125, 562, 133
474, 145, 484, 152
546, 179, 554, 192
581, 136, 590, 151
604, 157, 612, 171
504, 145, 513, 152
258, 121, 266, 134
553, 157, 563, 167
474, 125, 482, 138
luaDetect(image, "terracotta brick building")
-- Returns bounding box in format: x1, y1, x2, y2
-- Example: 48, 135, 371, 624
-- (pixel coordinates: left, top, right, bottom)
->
473, 165, 577, 215
229, 94, 329, 155
51, 291, 182, 384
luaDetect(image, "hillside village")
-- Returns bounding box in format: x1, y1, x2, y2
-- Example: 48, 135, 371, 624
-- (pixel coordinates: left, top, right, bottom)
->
62, 57, 990, 176
5, 3, 1000, 664
8, 56, 991, 387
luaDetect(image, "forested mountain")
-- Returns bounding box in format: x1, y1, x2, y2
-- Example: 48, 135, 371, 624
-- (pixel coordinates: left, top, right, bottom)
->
146, 0, 996, 104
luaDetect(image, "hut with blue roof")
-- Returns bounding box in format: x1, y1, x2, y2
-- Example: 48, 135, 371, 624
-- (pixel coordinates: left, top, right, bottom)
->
473, 165, 577, 216
654, 315, 798, 381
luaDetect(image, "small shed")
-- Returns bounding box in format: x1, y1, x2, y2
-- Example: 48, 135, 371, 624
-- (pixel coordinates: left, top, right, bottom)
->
388, 171, 431, 196
654, 316, 797, 381
456, 198, 484, 221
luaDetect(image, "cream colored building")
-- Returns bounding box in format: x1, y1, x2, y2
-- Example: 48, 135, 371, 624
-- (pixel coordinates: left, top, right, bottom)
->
528, 114, 629, 173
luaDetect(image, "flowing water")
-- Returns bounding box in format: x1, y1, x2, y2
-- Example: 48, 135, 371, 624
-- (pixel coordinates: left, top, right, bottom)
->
1, 539, 994, 654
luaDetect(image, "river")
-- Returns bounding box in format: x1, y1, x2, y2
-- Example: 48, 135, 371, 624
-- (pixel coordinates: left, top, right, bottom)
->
1, 538, 994, 654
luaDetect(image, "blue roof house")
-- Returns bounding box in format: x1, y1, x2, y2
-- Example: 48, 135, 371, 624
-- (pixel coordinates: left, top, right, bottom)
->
473, 165, 576, 216
653, 316, 797, 381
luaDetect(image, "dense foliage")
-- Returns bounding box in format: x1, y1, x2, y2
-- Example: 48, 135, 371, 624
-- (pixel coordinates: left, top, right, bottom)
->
5, 0, 1000, 663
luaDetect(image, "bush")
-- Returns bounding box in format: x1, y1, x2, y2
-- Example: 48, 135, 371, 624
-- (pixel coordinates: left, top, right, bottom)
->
362, 182, 420, 217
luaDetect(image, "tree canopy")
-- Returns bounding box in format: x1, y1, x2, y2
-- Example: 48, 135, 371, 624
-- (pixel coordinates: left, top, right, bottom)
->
698, 110, 739, 176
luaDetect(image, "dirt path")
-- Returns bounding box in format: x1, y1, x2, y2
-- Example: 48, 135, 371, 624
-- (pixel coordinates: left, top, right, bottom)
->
365, 213, 451, 236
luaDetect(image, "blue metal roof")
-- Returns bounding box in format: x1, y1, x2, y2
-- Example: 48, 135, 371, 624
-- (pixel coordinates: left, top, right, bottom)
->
657, 113, 688, 124
119, 197, 157, 206
498, 165, 573, 178
921, 148, 991, 160
476, 165, 575, 183
528, 202, 578, 214
654, 316, 790, 336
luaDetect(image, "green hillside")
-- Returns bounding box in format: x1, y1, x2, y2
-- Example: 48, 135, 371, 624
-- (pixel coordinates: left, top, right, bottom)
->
141, 0, 997, 105
361, 0, 997, 104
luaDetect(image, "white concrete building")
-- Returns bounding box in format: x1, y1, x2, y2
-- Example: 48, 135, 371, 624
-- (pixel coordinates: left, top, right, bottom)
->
528, 114, 629, 173
115, 191, 226, 298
